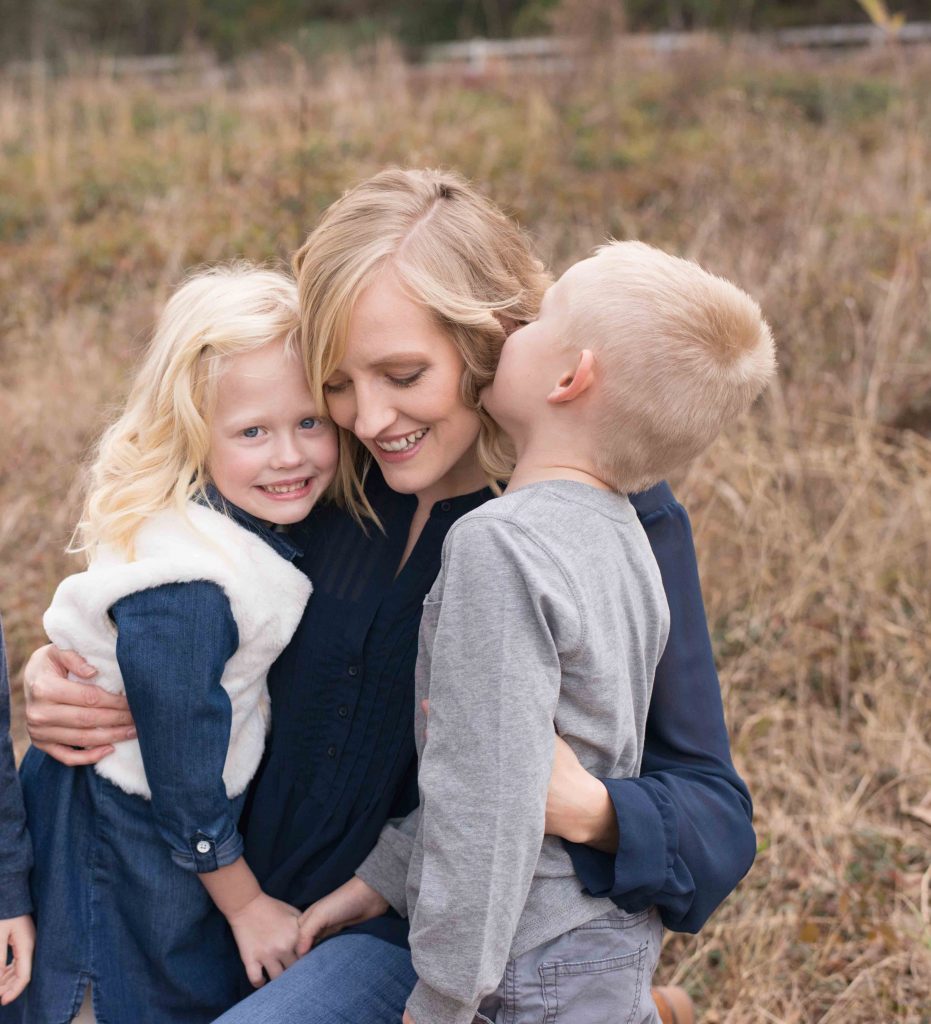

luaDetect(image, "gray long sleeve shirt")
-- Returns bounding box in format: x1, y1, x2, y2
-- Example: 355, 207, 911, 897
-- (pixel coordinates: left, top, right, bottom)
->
357, 479, 670, 1024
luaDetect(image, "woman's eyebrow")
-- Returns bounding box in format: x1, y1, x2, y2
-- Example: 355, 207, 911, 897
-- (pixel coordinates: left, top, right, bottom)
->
367, 352, 429, 369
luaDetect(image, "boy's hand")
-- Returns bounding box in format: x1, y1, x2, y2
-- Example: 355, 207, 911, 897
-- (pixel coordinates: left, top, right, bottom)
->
0, 914, 35, 1005
296, 876, 389, 956
225, 892, 300, 988
24, 643, 136, 765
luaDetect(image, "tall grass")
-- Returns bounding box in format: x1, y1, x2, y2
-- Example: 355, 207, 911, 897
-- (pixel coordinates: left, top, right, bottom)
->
1, 39, 929, 1022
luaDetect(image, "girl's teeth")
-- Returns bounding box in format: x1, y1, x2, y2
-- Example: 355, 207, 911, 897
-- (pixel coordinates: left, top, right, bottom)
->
377, 428, 428, 453
263, 480, 307, 494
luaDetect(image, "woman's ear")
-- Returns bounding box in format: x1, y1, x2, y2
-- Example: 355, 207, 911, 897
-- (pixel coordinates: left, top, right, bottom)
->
547, 349, 595, 405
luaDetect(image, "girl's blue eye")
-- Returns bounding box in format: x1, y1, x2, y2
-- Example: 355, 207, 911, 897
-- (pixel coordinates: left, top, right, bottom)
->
242, 426, 261, 438
300, 417, 320, 430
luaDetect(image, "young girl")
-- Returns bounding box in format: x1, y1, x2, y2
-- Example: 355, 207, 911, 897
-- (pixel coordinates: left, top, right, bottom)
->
15, 265, 338, 1023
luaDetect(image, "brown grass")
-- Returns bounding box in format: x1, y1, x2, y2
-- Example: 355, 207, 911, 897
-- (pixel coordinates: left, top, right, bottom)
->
1, 38, 929, 1023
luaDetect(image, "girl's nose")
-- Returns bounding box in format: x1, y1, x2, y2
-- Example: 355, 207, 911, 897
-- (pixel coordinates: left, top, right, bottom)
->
270, 433, 304, 469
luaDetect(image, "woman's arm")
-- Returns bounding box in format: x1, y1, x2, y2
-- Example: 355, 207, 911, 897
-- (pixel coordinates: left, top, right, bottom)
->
558, 482, 756, 933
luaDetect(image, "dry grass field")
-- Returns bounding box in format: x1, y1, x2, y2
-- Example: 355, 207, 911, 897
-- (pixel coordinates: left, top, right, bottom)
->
1, 37, 929, 1023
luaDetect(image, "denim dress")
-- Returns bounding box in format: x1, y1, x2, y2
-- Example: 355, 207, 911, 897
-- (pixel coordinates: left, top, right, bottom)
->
8, 503, 305, 1024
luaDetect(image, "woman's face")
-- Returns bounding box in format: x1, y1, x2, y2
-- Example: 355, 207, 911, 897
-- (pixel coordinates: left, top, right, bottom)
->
323, 267, 487, 505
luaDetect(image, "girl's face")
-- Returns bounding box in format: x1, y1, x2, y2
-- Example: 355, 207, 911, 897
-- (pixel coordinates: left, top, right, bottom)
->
323, 268, 487, 507
208, 340, 338, 524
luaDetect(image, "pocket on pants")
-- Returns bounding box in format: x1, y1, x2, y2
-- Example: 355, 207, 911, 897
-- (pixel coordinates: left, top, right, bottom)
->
539, 944, 647, 1024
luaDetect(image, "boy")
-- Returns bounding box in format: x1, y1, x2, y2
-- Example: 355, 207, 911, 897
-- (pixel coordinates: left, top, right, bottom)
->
301, 241, 775, 1023
0, 613, 35, 1008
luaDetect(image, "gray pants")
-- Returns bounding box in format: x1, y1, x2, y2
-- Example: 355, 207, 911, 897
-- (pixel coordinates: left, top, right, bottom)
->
474, 907, 662, 1024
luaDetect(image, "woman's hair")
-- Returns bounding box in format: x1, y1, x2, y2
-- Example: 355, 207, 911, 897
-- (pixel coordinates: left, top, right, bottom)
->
73, 264, 302, 561
292, 167, 551, 520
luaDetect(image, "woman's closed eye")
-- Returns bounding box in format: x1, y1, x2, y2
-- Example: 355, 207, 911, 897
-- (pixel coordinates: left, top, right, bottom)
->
388, 369, 425, 388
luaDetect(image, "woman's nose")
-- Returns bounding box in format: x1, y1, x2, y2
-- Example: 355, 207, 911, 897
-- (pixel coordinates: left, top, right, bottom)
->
352, 390, 396, 442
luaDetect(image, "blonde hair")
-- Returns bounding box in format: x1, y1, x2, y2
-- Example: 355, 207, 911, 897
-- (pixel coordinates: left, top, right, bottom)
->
565, 241, 775, 493
293, 167, 551, 521
74, 264, 303, 560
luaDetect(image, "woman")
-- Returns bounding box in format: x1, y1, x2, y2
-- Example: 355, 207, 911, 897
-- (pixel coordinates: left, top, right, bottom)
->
23, 169, 755, 1023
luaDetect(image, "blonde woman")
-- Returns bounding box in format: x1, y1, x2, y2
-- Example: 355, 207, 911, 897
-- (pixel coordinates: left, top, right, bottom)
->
23, 171, 753, 1024
16, 267, 338, 1023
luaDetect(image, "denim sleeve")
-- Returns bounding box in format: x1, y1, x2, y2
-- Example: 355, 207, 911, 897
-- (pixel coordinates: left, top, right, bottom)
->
565, 482, 757, 933
0, 615, 33, 918
111, 582, 243, 874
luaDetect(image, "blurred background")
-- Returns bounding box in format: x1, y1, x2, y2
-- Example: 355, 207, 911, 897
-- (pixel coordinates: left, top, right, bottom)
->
1, 2, 929, 1021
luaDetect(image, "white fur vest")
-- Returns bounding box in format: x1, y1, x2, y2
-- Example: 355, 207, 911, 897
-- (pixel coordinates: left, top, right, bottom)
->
43, 503, 312, 800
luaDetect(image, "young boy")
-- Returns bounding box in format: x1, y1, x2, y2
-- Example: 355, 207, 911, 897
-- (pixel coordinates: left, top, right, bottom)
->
0, 614, 35, 1008
301, 241, 775, 1024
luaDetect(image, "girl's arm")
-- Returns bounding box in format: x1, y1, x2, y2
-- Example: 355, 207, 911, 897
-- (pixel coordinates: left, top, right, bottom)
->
558, 482, 756, 933
110, 582, 299, 982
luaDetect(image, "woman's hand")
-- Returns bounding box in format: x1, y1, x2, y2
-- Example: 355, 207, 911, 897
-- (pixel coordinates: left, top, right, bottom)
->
226, 892, 301, 988
545, 735, 619, 854
23, 644, 136, 765
296, 876, 389, 956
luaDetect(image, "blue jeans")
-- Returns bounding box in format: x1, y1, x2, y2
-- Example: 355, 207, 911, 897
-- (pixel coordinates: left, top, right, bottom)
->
213, 933, 417, 1024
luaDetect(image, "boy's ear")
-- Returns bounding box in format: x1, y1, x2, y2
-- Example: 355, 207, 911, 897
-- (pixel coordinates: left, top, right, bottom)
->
547, 349, 595, 405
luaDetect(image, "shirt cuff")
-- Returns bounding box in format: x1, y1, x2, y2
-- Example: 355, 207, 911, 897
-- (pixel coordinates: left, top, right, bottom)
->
567, 777, 676, 902
169, 827, 244, 874
356, 837, 410, 917
406, 979, 478, 1024
0, 871, 32, 919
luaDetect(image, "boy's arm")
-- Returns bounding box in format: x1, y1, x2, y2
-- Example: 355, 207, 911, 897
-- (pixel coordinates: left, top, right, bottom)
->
564, 482, 756, 933
0, 615, 33, 921
405, 518, 569, 1024
355, 806, 421, 916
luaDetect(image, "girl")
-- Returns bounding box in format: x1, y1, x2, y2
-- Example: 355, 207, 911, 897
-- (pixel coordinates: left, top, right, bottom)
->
15, 266, 338, 1023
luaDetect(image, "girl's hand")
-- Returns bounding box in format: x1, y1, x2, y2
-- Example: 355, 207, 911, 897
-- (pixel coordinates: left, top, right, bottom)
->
545, 735, 619, 853
24, 643, 136, 765
402, 1010, 415, 1024
296, 876, 389, 956
0, 914, 35, 1005
226, 892, 301, 988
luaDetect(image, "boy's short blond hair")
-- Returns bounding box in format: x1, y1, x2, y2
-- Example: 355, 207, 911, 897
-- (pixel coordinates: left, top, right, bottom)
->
567, 240, 775, 494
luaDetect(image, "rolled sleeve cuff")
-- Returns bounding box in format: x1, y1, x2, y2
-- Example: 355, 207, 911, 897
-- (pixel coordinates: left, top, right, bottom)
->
568, 778, 676, 903
407, 979, 477, 1024
0, 871, 33, 919
356, 837, 410, 917
169, 827, 243, 874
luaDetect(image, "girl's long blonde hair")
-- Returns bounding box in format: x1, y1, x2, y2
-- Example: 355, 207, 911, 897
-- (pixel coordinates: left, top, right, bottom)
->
292, 168, 551, 522
74, 264, 301, 561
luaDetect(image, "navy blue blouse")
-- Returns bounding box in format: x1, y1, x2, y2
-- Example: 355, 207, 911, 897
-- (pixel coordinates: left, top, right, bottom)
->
242, 468, 755, 940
